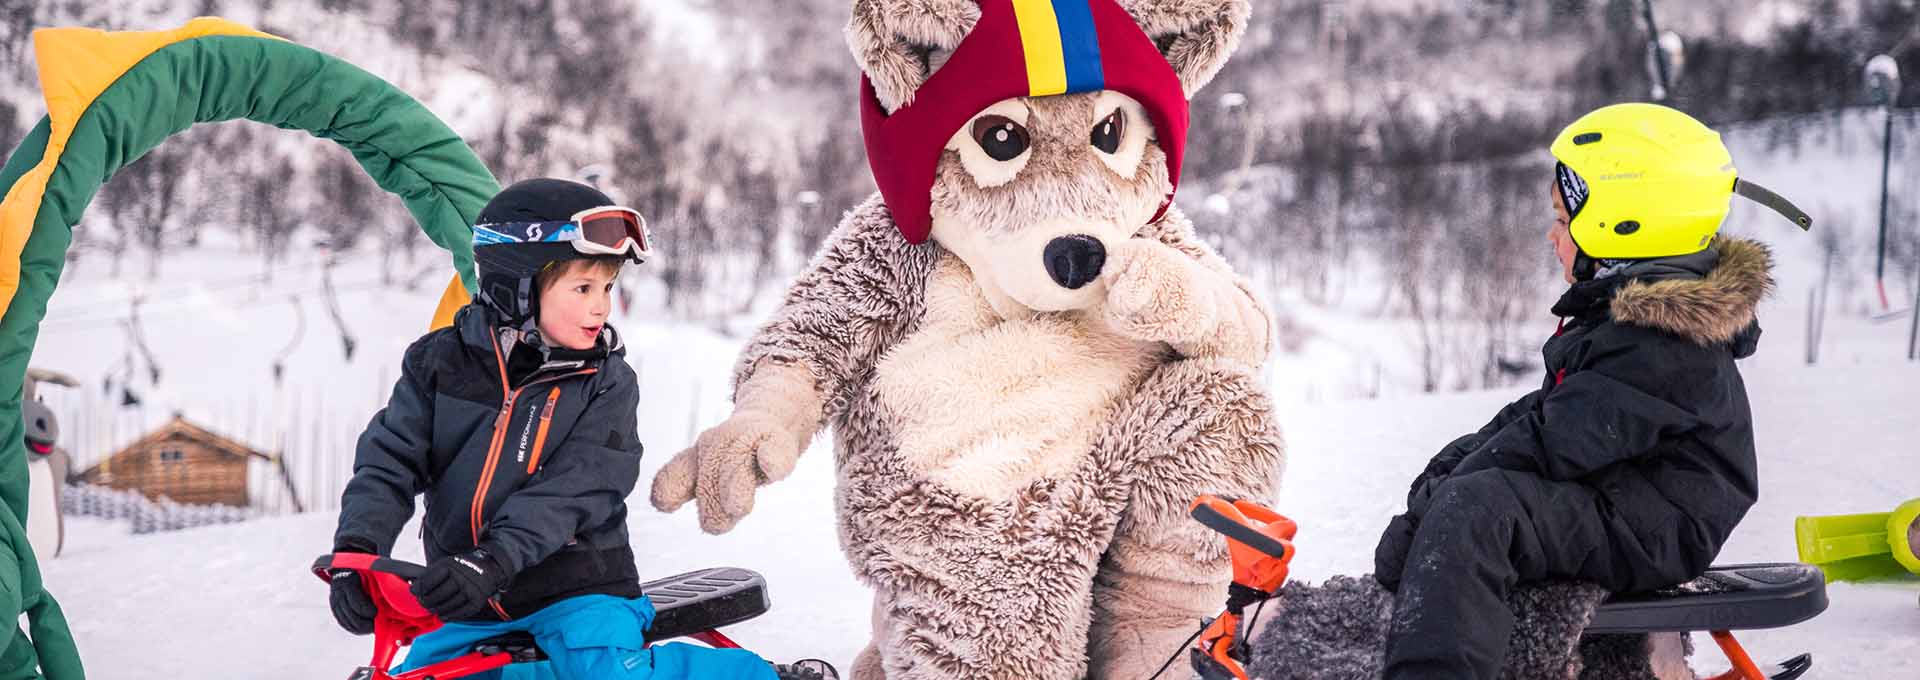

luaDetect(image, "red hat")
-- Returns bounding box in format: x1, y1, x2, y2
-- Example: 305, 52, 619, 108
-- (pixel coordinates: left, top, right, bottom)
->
859, 0, 1191, 244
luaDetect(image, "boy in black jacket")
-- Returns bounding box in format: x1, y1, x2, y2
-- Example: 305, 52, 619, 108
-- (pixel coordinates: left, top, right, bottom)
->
1372, 104, 1809, 679
326, 179, 834, 680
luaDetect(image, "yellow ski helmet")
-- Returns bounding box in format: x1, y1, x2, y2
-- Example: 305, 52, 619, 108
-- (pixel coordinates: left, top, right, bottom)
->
1549, 103, 1810, 260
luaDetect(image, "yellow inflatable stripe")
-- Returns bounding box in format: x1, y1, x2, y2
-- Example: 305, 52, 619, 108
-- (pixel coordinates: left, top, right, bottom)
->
0, 18, 280, 321
431, 275, 470, 331
1010, 0, 1068, 97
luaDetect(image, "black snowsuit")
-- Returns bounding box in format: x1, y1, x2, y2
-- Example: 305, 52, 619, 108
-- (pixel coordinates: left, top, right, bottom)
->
1373, 238, 1773, 679
334, 304, 645, 621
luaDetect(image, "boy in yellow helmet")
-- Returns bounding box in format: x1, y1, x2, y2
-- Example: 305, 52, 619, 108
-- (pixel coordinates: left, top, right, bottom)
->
1371, 103, 1809, 679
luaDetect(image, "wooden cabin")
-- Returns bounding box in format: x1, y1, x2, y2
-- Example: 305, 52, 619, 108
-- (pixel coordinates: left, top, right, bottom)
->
75, 416, 287, 508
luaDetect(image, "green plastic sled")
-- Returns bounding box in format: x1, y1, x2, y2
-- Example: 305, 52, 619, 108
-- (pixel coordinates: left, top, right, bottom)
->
1794, 497, 1920, 583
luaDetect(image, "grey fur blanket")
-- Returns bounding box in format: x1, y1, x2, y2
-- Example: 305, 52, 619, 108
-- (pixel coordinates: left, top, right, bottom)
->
1244, 576, 1683, 680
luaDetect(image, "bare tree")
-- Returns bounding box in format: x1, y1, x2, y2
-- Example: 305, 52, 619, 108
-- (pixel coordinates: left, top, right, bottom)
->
121, 145, 194, 279
0, 99, 20, 162
312, 152, 377, 251
240, 157, 303, 282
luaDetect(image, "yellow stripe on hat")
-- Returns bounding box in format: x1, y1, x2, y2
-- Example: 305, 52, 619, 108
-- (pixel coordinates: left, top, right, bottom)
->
1011, 0, 1068, 96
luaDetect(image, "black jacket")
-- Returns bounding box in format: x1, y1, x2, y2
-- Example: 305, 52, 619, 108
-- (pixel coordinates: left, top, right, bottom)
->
335, 304, 645, 620
1423, 238, 1772, 576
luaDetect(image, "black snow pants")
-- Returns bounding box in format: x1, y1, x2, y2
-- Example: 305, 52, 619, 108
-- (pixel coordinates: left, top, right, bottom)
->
1372, 468, 1709, 680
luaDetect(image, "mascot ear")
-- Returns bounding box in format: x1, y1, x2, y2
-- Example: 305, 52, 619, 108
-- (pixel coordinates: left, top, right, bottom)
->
1122, 0, 1252, 98
845, 0, 979, 113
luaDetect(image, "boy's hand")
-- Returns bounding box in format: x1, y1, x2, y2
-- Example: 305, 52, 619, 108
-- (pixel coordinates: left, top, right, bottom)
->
328, 539, 379, 634
411, 548, 511, 621
650, 408, 806, 535
328, 569, 378, 635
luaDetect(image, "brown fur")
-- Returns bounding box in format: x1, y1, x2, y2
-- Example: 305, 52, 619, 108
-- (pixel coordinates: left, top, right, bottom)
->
657, 197, 1282, 679
1122, 0, 1253, 97
1610, 238, 1774, 345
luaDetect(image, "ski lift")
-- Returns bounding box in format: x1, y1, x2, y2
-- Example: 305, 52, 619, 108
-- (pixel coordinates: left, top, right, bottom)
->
272, 294, 307, 385
1866, 55, 1904, 314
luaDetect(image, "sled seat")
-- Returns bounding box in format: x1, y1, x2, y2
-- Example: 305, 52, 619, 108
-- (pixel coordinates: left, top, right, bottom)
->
463, 567, 770, 660
1588, 563, 1828, 633
642, 567, 771, 641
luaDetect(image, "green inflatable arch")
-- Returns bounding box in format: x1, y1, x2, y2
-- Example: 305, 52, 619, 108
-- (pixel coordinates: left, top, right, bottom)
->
0, 18, 498, 676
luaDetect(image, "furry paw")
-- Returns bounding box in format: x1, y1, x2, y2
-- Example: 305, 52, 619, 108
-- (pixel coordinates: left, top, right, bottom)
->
1100, 238, 1216, 344
650, 409, 804, 534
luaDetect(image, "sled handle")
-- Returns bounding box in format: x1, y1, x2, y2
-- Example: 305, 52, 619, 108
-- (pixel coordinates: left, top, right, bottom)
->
311, 552, 428, 582
1189, 496, 1296, 560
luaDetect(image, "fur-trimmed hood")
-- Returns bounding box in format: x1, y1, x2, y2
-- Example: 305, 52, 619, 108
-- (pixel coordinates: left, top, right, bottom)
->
1610, 237, 1774, 346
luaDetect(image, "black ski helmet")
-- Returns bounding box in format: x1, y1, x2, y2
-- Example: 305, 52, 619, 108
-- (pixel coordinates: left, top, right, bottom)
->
473, 178, 619, 328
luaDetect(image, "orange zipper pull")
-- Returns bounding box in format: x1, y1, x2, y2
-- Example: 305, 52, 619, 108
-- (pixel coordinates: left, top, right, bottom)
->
527, 387, 561, 474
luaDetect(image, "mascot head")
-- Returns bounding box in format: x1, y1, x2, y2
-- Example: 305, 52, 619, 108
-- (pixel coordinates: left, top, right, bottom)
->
851, 0, 1250, 312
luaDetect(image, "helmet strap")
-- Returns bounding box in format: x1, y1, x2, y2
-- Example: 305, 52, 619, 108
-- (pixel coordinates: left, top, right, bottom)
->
1733, 178, 1813, 231
1571, 251, 1599, 282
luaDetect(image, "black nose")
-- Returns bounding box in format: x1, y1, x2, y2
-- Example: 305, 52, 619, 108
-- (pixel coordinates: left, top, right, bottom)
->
1043, 235, 1106, 289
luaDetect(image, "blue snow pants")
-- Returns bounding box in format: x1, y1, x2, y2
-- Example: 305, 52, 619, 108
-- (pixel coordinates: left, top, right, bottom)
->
394, 594, 777, 680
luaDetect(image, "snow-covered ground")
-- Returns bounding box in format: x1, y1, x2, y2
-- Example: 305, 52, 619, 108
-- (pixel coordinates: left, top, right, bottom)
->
36, 304, 1920, 678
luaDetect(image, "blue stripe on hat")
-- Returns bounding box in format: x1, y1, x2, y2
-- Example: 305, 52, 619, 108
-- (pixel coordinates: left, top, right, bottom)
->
1053, 0, 1104, 94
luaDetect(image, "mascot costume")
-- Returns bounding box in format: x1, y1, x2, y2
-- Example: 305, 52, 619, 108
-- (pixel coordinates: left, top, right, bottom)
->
650, 1, 1286, 678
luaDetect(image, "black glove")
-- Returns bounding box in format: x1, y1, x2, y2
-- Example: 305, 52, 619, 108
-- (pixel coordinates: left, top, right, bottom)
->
328, 541, 379, 635
411, 547, 513, 620
1372, 513, 1419, 592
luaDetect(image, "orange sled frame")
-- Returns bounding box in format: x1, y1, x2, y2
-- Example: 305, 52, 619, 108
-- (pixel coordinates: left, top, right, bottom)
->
1177, 495, 1825, 680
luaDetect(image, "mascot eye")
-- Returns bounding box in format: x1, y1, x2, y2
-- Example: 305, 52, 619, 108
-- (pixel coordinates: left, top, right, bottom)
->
971, 115, 1030, 161
1090, 109, 1125, 154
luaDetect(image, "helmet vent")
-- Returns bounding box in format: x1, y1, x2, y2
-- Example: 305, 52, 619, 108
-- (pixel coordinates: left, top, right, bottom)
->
1614, 220, 1641, 235
1572, 132, 1602, 145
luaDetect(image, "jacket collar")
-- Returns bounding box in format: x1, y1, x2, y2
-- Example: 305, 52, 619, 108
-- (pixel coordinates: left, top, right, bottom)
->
1550, 237, 1773, 348
454, 304, 625, 367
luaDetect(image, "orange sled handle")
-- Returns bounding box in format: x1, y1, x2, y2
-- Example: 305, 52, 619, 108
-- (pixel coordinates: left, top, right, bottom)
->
1185, 495, 1298, 680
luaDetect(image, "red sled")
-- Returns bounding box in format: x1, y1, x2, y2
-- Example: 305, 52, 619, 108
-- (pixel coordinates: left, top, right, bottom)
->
312, 553, 771, 680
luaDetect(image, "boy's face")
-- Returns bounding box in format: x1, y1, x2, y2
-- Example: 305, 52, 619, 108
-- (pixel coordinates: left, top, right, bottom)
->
1548, 182, 1578, 284
537, 261, 619, 350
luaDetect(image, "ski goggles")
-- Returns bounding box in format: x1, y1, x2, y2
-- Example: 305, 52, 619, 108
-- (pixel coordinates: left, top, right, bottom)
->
473, 206, 652, 263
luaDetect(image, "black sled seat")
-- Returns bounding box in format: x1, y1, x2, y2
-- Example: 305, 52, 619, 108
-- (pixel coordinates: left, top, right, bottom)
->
1587, 563, 1828, 633
642, 567, 772, 640
1585, 563, 1827, 680
466, 567, 770, 660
